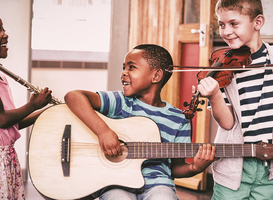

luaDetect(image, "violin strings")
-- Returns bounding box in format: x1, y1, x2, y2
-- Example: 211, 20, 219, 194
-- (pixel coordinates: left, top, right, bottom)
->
166, 67, 273, 72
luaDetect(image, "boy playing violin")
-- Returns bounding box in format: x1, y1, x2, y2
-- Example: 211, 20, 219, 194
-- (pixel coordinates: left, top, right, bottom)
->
197, 0, 273, 199
65, 44, 215, 200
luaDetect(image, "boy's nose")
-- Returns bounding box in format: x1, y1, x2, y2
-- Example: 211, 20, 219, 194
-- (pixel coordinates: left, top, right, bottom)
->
2, 31, 8, 39
223, 26, 233, 36
121, 71, 128, 77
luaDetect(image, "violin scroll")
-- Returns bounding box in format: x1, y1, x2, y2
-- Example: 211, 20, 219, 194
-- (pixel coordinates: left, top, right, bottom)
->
182, 91, 205, 120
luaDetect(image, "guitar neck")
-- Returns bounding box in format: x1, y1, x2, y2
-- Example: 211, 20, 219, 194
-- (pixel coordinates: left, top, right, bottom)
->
125, 142, 254, 159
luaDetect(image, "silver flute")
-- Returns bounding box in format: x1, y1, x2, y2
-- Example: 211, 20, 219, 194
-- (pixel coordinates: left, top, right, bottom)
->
0, 63, 61, 105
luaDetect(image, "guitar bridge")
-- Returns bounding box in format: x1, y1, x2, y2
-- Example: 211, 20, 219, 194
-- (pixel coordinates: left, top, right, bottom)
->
61, 125, 71, 177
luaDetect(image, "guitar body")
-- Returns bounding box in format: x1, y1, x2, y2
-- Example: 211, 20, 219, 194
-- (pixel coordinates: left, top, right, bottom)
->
28, 104, 161, 200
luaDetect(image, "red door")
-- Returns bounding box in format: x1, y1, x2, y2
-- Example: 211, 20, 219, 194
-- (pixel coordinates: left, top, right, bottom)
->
179, 43, 200, 143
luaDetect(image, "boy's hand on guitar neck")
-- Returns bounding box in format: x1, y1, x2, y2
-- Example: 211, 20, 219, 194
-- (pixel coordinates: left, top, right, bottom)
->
98, 129, 122, 157
192, 144, 216, 173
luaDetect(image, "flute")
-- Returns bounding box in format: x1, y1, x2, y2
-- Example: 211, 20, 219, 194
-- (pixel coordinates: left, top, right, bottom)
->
0, 63, 61, 105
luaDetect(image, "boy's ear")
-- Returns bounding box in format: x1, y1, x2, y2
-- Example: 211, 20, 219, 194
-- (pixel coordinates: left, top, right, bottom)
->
254, 14, 265, 31
152, 69, 163, 83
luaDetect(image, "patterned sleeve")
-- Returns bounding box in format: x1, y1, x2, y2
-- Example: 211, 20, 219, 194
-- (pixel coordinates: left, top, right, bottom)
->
97, 91, 123, 117
174, 121, 191, 143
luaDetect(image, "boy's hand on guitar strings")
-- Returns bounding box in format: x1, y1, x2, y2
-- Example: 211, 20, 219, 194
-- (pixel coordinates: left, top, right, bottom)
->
98, 129, 122, 157
192, 144, 216, 173
29, 87, 52, 110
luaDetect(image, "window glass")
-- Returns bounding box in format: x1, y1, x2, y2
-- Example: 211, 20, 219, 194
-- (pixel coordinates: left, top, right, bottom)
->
183, 0, 200, 24
32, 0, 111, 52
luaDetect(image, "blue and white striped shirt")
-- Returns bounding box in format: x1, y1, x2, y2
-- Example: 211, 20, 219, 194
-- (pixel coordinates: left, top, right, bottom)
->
222, 44, 273, 144
98, 91, 191, 188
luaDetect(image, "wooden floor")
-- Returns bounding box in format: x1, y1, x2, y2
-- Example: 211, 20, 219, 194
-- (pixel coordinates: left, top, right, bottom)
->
25, 179, 213, 200
176, 186, 213, 200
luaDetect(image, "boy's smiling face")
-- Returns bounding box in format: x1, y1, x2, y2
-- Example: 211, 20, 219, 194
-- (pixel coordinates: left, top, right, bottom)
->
0, 18, 8, 58
121, 49, 156, 98
217, 9, 258, 50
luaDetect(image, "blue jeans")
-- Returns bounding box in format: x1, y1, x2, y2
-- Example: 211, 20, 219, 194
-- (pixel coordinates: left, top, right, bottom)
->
99, 185, 178, 200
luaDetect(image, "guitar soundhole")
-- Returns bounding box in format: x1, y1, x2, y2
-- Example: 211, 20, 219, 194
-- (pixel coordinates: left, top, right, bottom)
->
107, 144, 128, 163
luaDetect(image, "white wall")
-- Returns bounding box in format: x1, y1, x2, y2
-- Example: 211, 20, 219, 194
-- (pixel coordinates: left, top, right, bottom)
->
107, 0, 130, 91
31, 68, 108, 103
0, 0, 32, 181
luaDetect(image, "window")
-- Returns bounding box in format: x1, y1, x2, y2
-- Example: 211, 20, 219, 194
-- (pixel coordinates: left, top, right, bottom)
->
32, 0, 111, 68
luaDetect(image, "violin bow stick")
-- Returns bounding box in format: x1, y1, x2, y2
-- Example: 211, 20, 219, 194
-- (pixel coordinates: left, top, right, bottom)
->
166, 64, 273, 72
0, 63, 61, 105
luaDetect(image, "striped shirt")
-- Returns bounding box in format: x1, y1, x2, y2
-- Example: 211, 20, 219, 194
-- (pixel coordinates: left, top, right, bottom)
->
98, 91, 191, 188
222, 44, 273, 144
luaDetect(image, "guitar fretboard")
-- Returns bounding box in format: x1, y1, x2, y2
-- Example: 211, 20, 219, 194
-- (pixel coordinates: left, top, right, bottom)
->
125, 142, 253, 159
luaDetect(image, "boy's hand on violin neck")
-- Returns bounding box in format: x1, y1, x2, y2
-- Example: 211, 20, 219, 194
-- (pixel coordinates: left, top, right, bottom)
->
197, 77, 220, 100
98, 129, 122, 157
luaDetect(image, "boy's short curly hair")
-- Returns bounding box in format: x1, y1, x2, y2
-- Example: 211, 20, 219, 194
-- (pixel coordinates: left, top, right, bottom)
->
215, 0, 263, 21
133, 44, 173, 87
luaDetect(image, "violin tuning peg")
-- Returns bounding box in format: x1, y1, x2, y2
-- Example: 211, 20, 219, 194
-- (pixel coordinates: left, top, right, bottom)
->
183, 102, 189, 107
200, 100, 205, 105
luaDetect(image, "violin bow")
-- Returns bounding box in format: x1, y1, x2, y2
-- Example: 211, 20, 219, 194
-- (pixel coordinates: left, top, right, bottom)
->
166, 64, 273, 72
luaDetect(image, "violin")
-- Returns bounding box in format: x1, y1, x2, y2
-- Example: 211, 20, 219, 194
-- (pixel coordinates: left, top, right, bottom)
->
182, 45, 252, 120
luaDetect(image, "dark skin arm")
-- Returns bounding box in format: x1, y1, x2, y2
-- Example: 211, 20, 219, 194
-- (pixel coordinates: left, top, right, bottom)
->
171, 144, 216, 178
0, 87, 52, 129
64, 90, 122, 157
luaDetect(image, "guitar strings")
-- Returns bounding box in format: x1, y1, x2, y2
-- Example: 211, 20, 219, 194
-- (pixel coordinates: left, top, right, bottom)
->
69, 142, 272, 150
66, 142, 273, 158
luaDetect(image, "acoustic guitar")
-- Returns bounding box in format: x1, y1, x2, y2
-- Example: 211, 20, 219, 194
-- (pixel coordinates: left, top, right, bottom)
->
28, 104, 273, 200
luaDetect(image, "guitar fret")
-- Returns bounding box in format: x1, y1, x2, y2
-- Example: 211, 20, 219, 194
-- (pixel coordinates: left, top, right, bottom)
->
145, 142, 147, 158
166, 143, 169, 157
172, 143, 174, 158
178, 143, 180, 158
134, 142, 136, 158
251, 143, 254, 157
137, 143, 140, 158
161, 142, 162, 157
155, 143, 157, 158
184, 143, 186, 157
146, 143, 149, 158
150, 143, 153, 158
191, 143, 193, 157
142, 142, 144, 158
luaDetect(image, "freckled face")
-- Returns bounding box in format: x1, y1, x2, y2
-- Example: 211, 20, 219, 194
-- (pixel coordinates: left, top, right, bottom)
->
121, 49, 155, 98
217, 9, 256, 50
0, 18, 8, 58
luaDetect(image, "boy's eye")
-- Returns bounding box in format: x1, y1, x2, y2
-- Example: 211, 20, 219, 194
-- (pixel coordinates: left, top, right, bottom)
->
218, 23, 225, 28
129, 65, 135, 69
